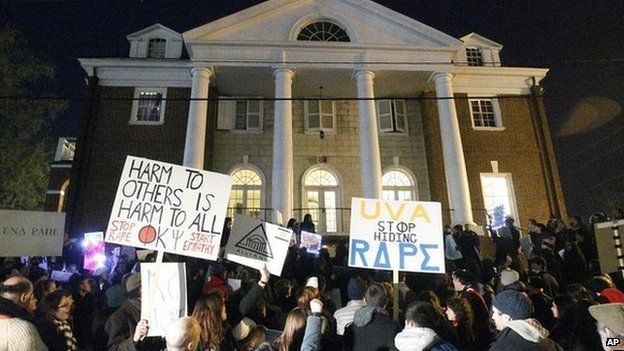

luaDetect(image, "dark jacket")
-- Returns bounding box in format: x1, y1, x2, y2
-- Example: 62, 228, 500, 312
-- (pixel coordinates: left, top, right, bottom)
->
344, 306, 401, 351
489, 320, 563, 351
104, 298, 163, 351
34, 319, 67, 351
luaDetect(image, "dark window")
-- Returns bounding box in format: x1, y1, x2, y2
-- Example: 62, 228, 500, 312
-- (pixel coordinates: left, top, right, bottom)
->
297, 21, 350, 42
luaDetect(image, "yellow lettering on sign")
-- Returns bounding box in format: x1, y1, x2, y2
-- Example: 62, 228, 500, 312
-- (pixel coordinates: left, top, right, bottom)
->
384, 202, 405, 221
410, 204, 431, 223
360, 200, 380, 219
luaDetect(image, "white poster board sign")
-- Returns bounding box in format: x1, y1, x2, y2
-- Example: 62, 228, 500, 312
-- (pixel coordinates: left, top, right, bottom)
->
348, 198, 445, 273
106, 156, 232, 261
141, 262, 187, 337
226, 215, 291, 276
51, 270, 73, 283
0, 210, 65, 257
300, 231, 322, 254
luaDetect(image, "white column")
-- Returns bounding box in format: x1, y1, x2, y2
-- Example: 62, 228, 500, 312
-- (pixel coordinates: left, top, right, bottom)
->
272, 68, 295, 221
183, 67, 212, 169
354, 70, 382, 199
433, 73, 473, 224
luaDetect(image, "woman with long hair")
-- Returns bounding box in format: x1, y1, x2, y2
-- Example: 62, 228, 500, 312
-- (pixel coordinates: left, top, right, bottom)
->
192, 290, 235, 351
35, 289, 78, 351
445, 297, 477, 351
274, 308, 308, 351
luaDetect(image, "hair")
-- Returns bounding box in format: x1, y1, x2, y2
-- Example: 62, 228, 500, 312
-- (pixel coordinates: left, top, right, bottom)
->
452, 224, 463, 232
566, 284, 590, 302
36, 289, 72, 322
275, 279, 292, 298
586, 277, 613, 295
557, 299, 601, 349
239, 326, 268, 351
33, 279, 56, 301
297, 286, 319, 310
528, 257, 547, 270
452, 269, 476, 287
365, 283, 389, 308
286, 218, 298, 230
303, 214, 313, 224
446, 297, 474, 329
416, 290, 444, 316
192, 290, 225, 350
0, 278, 33, 299
528, 218, 538, 226
275, 308, 307, 351
165, 317, 201, 351
528, 275, 546, 290
406, 301, 457, 343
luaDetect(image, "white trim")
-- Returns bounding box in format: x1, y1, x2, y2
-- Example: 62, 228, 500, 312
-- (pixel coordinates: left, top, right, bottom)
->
50, 164, 72, 168
301, 164, 342, 233
46, 190, 66, 196
130, 87, 167, 125
596, 220, 624, 229
304, 100, 336, 133
289, 15, 355, 42
479, 172, 520, 226
381, 166, 419, 200
227, 164, 267, 211
468, 97, 504, 130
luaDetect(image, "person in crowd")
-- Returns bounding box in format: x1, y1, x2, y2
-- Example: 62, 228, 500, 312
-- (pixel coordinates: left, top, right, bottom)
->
490, 290, 562, 350
589, 303, 624, 351
72, 277, 95, 348
550, 298, 602, 351
0, 276, 48, 350
455, 224, 481, 276
202, 263, 233, 301
568, 215, 597, 264
300, 214, 316, 234
35, 290, 78, 351
237, 325, 268, 351
445, 297, 477, 351
274, 279, 296, 314
494, 217, 521, 264
527, 258, 559, 298
443, 225, 463, 271
334, 277, 367, 335
286, 218, 300, 244
193, 289, 236, 351
344, 282, 401, 351
394, 301, 459, 351
451, 269, 492, 348
274, 307, 307, 351
34, 279, 58, 302
219, 217, 233, 257
165, 316, 201, 351
587, 276, 624, 303
526, 276, 556, 332
297, 286, 320, 312
498, 268, 526, 293
106, 246, 123, 276
560, 237, 588, 285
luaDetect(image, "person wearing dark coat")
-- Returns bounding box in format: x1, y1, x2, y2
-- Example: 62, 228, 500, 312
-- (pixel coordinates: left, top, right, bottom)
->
300, 214, 316, 234
560, 239, 587, 286
344, 283, 402, 351
490, 290, 563, 351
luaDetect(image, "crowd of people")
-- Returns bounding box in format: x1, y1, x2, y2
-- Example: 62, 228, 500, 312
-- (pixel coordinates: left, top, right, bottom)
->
1, 213, 624, 351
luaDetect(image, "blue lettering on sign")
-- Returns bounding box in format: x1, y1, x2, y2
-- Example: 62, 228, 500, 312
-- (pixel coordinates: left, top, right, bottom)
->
374, 242, 391, 269
399, 243, 417, 269
350, 239, 369, 266
420, 244, 440, 271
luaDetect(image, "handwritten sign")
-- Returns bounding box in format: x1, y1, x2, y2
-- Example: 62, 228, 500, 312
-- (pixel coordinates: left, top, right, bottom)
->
226, 215, 291, 276
300, 231, 322, 254
106, 156, 232, 261
348, 198, 445, 273
141, 262, 187, 337
83, 231, 105, 271
0, 210, 65, 257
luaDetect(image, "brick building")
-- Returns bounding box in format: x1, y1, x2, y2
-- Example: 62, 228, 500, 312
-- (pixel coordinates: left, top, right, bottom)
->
65, 0, 566, 238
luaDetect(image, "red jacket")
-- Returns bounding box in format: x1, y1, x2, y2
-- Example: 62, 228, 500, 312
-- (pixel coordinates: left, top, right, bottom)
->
202, 275, 233, 300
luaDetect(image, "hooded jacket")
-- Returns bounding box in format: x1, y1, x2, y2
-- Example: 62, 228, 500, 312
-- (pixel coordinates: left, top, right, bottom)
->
394, 327, 459, 351
489, 319, 563, 351
344, 306, 401, 351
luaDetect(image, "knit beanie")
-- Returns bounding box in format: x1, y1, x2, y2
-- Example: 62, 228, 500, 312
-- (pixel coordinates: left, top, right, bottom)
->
499, 268, 520, 286
492, 290, 534, 320
348, 277, 367, 300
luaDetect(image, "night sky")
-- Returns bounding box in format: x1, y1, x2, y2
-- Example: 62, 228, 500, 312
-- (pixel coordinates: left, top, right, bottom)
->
2, 0, 623, 221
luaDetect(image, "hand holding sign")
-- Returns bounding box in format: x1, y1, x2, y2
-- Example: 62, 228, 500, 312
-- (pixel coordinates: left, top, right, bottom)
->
134, 320, 149, 342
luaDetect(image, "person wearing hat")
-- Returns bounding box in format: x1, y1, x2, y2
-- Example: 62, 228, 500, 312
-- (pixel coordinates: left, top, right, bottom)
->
490, 290, 562, 350
498, 268, 527, 293
334, 277, 367, 335
589, 303, 624, 351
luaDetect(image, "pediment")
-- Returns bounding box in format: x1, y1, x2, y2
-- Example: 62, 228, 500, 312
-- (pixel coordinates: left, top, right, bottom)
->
183, 0, 461, 47
127, 23, 182, 41
460, 32, 503, 49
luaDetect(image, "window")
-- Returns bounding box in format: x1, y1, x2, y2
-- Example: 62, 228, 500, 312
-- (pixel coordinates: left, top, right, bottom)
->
235, 100, 263, 131
376, 100, 407, 134
480, 173, 519, 229
229, 168, 264, 219
147, 38, 166, 58
305, 100, 335, 132
297, 21, 350, 42
382, 169, 417, 201
54, 137, 76, 161
303, 167, 341, 233
466, 47, 483, 66
130, 88, 167, 124
469, 98, 503, 129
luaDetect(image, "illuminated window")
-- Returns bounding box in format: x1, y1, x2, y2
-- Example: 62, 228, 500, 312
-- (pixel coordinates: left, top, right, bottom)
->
480, 173, 519, 228
382, 169, 417, 201
303, 167, 340, 233
297, 21, 350, 42
229, 168, 264, 219
131, 87, 167, 124
466, 47, 483, 66
305, 100, 335, 132
376, 100, 407, 134
469, 98, 503, 129
147, 38, 166, 58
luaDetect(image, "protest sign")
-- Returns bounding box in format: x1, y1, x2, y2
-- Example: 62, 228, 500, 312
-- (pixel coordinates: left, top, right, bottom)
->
51, 270, 74, 283
348, 198, 445, 273
106, 156, 232, 261
83, 231, 106, 271
141, 262, 187, 337
226, 215, 291, 276
595, 220, 624, 274
300, 231, 322, 254
0, 210, 65, 257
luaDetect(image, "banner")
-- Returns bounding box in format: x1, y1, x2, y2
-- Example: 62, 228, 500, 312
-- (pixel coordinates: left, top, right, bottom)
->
0, 210, 65, 257
348, 198, 445, 273
141, 262, 187, 337
83, 231, 106, 271
226, 215, 291, 276
300, 231, 322, 254
595, 220, 624, 274
106, 156, 232, 261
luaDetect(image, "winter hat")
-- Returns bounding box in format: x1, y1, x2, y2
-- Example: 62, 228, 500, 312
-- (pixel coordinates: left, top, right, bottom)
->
500, 268, 520, 286
601, 288, 624, 303
589, 303, 624, 335
232, 317, 257, 341
348, 277, 367, 300
493, 290, 534, 320
125, 273, 141, 294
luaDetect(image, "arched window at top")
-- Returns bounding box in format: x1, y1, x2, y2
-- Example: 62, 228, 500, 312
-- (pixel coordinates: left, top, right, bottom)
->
304, 168, 339, 187
147, 38, 166, 58
382, 169, 417, 201
232, 168, 262, 186
229, 167, 264, 219
297, 21, 350, 42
